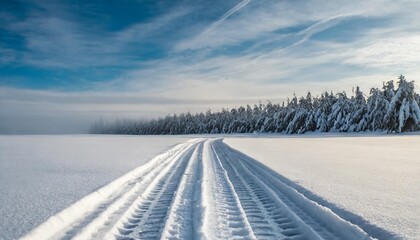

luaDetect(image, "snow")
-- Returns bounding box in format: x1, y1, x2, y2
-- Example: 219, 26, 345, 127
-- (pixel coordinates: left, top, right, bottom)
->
224, 134, 420, 239
0, 135, 188, 240
2, 134, 418, 239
